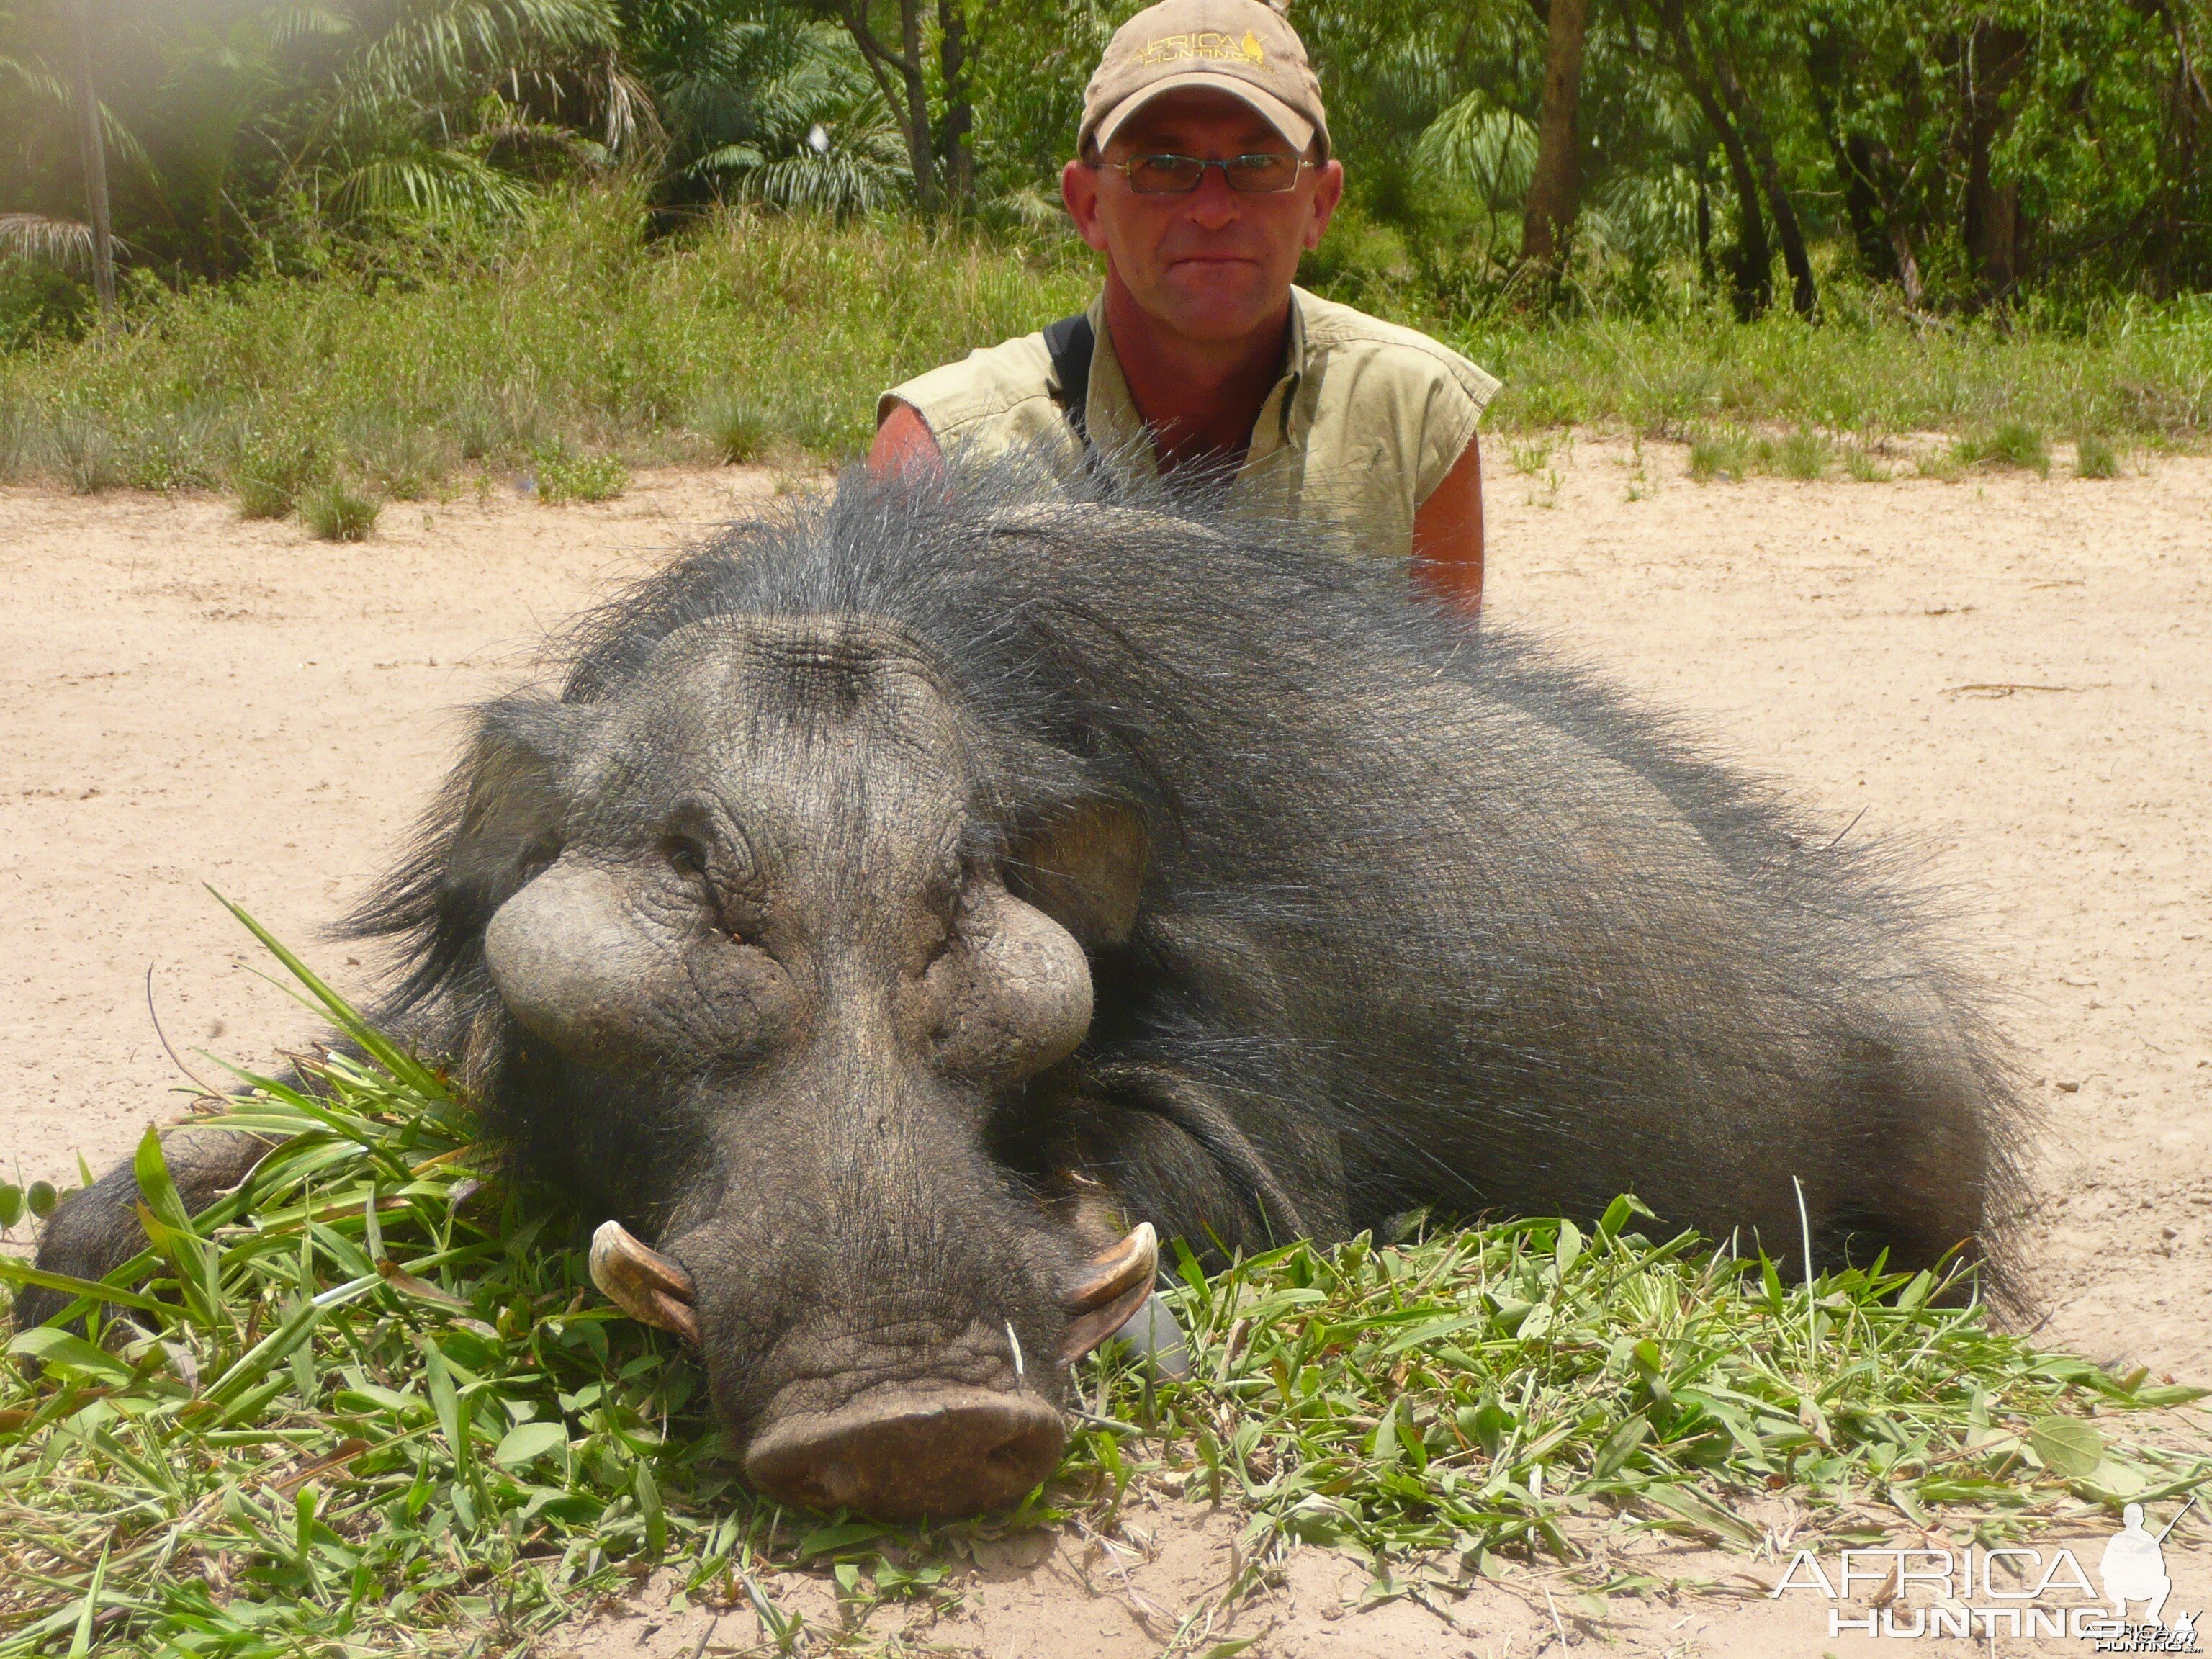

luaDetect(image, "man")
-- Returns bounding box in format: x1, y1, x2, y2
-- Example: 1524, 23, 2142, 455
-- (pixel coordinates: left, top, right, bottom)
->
868, 0, 1498, 611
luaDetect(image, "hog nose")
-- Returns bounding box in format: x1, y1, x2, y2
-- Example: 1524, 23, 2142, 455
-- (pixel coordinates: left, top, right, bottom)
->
743, 1386, 1066, 1521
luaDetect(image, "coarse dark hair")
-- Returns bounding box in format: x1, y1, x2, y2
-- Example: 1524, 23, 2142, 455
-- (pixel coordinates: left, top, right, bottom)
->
351, 452, 2030, 1294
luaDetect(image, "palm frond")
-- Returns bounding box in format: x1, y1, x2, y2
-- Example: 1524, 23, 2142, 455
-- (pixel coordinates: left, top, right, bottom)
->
343, 0, 619, 104
266, 6, 358, 48
325, 143, 536, 217
0, 211, 94, 268
1413, 92, 1537, 211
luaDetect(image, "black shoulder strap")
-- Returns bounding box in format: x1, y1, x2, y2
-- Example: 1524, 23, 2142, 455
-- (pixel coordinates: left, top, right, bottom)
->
1041, 312, 1096, 446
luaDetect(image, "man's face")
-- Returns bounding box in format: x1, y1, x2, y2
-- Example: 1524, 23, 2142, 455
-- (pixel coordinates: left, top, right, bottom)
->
1062, 89, 1344, 345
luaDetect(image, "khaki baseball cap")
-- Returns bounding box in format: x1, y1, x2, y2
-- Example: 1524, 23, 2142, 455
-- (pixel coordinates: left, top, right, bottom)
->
1080, 0, 1329, 159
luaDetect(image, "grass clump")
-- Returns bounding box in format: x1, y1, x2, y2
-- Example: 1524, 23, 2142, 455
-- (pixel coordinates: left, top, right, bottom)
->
4, 919, 2209, 1655
1505, 437, 1554, 477
534, 448, 629, 505
1776, 428, 1832, 480
1842, 444, 1893, 482
50, 415, 122, 495
226, 431, 320, 521
2075, 431, 2121, 478
1915, 445, 1967, 482
696, 387, 778, 464
1688, 428, 1750, 481
300, 476, 381, 541
1956, 419, 2052, 476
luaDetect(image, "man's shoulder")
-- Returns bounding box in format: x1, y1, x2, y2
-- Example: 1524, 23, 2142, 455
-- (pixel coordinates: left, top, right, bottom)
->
882, 328, 1064, 439
1293, 287, 1501, 410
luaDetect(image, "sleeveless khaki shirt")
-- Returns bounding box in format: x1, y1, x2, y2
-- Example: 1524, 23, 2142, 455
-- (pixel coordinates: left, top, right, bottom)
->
879, 286, 1500, 557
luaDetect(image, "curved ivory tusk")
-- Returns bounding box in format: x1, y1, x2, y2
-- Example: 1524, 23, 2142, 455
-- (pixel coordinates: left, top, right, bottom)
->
589, 1220, 701, 1344
1060, 1222, 1160, 1365
1064, 1221, 1158, 1314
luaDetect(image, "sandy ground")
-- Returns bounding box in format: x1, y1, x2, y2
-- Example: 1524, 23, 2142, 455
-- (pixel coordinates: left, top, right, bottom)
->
2, 442, 2207, 1654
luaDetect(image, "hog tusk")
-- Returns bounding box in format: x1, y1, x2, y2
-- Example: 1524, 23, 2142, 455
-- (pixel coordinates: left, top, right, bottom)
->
1064, 1221, 1158, 1314
589, 1220, 701, 1345
1060, 1222, 1159, 1365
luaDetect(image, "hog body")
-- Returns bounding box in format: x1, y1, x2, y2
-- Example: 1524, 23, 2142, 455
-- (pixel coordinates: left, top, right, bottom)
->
27, 464, 2024, 1519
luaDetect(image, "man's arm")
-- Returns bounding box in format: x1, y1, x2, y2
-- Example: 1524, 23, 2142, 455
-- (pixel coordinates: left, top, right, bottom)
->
1411, 434, 1483, 614
869, 400, 944, 476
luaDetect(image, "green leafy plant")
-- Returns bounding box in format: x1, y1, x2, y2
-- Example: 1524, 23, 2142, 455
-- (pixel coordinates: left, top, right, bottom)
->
534, 448, 629, 505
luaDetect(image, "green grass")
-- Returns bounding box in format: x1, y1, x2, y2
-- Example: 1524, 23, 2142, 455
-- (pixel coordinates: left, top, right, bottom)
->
1775, 428, 1832, 480
1955, 419, 2052, 477
1688, 429, 1750, 482
0, 192, 2205, 513
694, 387, 778, 464
4, 917, 2210, 1655
300, 477, 382, 541
1842, 444, 1893, 482
2075, 431, 2121, 478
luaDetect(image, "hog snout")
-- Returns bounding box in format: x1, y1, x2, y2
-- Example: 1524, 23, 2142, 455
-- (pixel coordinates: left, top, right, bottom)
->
586, 1215, 1161, 1518
742, 1385, 1065, 1521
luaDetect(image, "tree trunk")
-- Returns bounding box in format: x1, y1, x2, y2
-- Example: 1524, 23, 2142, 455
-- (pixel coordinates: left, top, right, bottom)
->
1695, 169, 1715, 287
828, 0, 940, 211
72, 0, 115, 322
1961, 21, 2029, 304
1521, 0, 1591, 270
1804, 24, 1902, 284
1713, 46, 1817, 318
937, 0, 973, 213
891, 0, 938, 211
1658, 0, 1770, 317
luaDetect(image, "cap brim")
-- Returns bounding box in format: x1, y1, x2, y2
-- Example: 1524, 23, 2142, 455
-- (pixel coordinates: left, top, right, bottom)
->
1088, 73, 1316, 158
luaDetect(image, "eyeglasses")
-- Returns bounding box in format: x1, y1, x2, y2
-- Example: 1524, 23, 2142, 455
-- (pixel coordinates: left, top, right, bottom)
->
1095, 152, 1311, 195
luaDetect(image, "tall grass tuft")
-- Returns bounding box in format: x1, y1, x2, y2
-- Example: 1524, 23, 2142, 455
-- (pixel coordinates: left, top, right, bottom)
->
4, 914, 2208, 1654
2075, 432, 2121, 478
1777, 428, 1831, 480
300, 475, 381, 540
1958, 420, 2052, 476
50, 414, 122, 494
696, 387, 778, 464
1689, 428, 1750, 481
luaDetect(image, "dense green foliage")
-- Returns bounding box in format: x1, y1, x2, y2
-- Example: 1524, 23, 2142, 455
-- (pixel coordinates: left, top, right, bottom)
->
0, 194, 2205, 508
2, 918, 2206, 1655
4, 0, 2209, 323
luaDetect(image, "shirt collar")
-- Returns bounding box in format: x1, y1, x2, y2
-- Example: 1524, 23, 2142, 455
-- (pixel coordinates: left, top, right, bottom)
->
1084, 287, 1308, 481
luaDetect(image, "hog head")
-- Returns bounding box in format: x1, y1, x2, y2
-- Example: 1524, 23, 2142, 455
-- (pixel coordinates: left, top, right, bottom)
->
454, 615, 1157, 1520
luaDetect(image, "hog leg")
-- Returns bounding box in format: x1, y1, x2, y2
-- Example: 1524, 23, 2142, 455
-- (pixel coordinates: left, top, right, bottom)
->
13, 1124, 281, 1331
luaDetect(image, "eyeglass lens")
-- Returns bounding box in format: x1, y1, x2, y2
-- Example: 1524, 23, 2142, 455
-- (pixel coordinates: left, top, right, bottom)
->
1125, 154, 1303, 194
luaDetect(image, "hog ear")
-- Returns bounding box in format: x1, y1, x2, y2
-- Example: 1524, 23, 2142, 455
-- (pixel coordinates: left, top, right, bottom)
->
1007, 801, 1151, 947
346, 695, 585, 1009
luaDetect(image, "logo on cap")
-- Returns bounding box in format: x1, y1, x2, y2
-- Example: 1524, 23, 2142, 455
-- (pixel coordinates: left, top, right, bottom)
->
1140, 29, 1266, 68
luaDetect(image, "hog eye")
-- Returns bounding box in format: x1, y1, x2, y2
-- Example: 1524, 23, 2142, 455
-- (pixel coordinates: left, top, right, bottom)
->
667, 835, 713, 884
517, 830, 563, 883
